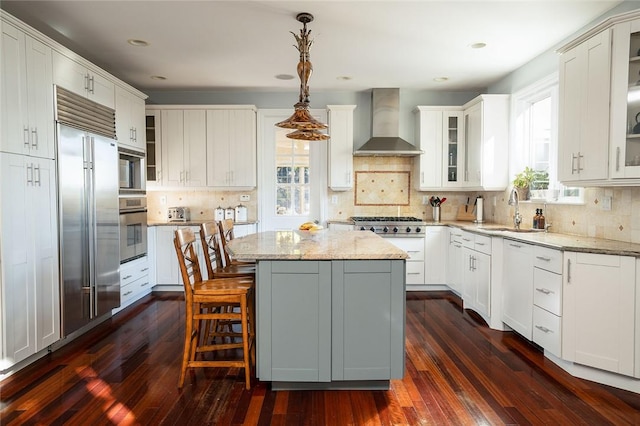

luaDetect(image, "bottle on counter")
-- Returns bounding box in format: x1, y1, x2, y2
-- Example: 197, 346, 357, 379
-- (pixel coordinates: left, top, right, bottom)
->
538, 209, 545, 230
533, 209, 540, 229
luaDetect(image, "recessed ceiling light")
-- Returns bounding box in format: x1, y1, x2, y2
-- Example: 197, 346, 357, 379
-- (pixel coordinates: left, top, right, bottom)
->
336, 76, 352, 81
150, 75, 167, 80
127, 39, 149, 47
433, 77, 449, 83
275, 74, 295, 80
470, 42, 487, 49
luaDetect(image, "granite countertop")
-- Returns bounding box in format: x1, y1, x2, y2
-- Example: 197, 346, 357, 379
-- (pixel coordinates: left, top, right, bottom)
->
225, 230, 408, 260
327, 219, 640, 257
148, 220, 258, 227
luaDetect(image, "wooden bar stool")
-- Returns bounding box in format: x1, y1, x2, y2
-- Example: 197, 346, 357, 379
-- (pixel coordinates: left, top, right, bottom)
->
200, 221, 255, 280
174, 228, 255, 389
218, 219, 256, 266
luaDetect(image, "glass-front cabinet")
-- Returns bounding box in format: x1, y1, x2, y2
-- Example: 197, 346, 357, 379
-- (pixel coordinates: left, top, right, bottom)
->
445, 114, 461, 185
145, 110, 161, 185
611, 19, 640, 179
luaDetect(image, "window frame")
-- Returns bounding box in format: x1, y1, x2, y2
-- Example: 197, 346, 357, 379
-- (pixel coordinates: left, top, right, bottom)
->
510, 73, 584, 205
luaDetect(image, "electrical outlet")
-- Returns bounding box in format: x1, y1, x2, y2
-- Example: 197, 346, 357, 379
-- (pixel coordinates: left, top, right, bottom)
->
240, 194, 250, 202
160, 196, 166, 205
422, 195, 430, 205
602, 196, 612, 211
331, 195, 338, 205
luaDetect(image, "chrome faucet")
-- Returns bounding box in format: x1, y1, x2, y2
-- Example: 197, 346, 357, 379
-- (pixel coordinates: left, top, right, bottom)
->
508, 188, 522, 229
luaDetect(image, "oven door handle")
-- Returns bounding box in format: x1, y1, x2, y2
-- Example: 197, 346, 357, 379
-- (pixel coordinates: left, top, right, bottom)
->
120, 208, 148, 214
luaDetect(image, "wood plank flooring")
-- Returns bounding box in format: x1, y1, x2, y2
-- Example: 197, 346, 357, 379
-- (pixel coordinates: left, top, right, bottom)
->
2, 291, 639, 425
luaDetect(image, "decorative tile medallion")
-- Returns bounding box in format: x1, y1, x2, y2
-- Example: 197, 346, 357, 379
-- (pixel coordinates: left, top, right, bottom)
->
354, 171, 410, 206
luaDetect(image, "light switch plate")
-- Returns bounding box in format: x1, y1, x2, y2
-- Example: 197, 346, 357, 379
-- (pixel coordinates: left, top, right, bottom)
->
602, 196, 612, 211
240, 194, 250, 202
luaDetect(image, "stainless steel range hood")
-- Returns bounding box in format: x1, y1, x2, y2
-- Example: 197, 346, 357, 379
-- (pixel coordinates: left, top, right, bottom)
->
354, 88, 423, 157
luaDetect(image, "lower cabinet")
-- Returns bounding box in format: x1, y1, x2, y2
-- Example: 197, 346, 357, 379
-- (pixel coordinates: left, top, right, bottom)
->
385, 237, 425, 287
563, 252, 637, 377
149, 225, 204, 290
502, 239, 534, 340
424, 226, 447, 286
447, 228, 464, 294
256, 259, 405, 387
532, 246, 563, 358
461, 231, 492, 322
113, 256, 151, 314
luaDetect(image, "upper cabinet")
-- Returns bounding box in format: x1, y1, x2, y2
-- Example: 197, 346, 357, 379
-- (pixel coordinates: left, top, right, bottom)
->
206, 107, 257, 188
414, 95, 509, 191
610, 19, 640, 179
1, 23, 54, 159
327, 105, 356, 191
115, 86, 147, 152
52, 50, 114, 109
147, 106, 257, 189
558, 9, 640, 185
558, 29, 612, 183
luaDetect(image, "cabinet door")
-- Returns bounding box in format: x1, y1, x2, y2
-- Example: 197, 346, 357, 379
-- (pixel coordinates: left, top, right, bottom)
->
183, 110, 207, 187
257, 261, 332, 382
462, 247, 475, 306
332, 260, 404, 380
1, 23, 28, 156
52, 51, 114, 109
558, 30, 611, 182
154, 226, 181, 285
115, 87, 146, 152
414, 108, 442, 189
145, 110, 162, 185
474, 251, 491, 319
228, 109, 256, 187
447, 236, 463, 294
563, 252, 636, 377
328, 105, 356, 190
25, 36, 54, 159
424, 227, 446, 285
161, 110, 185, 186
502, 240, 534, 340
463, 103, 482, 188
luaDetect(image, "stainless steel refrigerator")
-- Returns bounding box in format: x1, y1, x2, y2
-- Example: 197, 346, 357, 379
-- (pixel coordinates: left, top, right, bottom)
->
55, 86, 120, 336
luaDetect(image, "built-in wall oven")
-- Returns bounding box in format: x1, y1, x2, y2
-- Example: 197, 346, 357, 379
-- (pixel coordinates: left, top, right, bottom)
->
119, 197, 148, 263
119, 147, 146, 195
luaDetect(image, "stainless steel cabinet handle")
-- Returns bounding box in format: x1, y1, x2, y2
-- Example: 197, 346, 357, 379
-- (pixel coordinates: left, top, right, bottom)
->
89, 75, 95, 94
123, 290, 133, 297
535, 325, 552, 333
31, 129, 38, 148
24, 127, 30, 147
535, 256, 551, 262
141, 267, 149, 272
122, 274, 133, 280
84, 74, 90, 91
476, 242, 485, 246
407, 272, 420, 275
141, 281, 150, 286
577, 152, 584, 172
26, 163, 33, 185
535, 287, 552, 295
616, 147, 621, 172
509, 243, 521, 248
34, 164, 40, 186
571, 153, 577, 174
567, 259, 571, 284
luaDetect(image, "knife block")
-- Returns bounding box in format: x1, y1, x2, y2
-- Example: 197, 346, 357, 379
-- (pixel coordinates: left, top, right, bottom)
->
456, 205, 476, 221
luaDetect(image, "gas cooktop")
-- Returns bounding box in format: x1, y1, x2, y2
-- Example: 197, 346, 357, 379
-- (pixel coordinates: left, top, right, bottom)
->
350, 216, 426, 237
350, 216, 423, 222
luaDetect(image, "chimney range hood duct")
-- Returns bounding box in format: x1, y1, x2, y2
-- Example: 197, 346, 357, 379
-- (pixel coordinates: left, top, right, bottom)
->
354, 88, 423, 157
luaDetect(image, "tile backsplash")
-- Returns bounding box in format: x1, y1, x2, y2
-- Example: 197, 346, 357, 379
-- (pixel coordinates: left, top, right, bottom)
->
146, 188, 257, 222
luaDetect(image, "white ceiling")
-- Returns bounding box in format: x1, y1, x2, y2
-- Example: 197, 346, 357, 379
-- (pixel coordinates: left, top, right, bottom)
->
0, 1, 624, 93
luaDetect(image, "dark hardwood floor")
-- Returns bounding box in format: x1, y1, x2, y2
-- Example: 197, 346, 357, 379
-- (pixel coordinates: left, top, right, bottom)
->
2, 291, 639, 425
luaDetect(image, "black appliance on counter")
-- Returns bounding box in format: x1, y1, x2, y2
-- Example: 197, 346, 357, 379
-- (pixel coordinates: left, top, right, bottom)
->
351, 216, 426, 237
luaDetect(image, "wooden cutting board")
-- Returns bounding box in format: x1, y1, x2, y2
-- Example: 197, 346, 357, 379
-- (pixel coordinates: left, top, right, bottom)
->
456, 205, 476, 221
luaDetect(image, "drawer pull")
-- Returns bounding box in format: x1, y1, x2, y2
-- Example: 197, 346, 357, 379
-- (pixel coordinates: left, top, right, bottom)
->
535, 325, 553, 334
462, 238, 472, 242
407, 272, 421, 275
535, 287, 553, 295
140, 267, 149, 272
508, 243, 522, 248
476, 242, 485, 246
122, 274, 133, 280
141, 281, 150, 286
123, 290, 133, 297
536, 256, 551, 262
407, 250, 420, 254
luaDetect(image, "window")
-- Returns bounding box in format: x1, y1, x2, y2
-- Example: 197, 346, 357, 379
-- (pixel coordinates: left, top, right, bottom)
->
275, 133, 310, 216
512, 74, 584, 204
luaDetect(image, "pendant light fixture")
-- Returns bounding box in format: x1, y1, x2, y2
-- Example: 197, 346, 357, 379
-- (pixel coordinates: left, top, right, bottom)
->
275, 12, 330, 141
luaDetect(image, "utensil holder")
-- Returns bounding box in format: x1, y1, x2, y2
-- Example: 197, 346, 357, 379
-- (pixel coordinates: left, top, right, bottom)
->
432, 206, 440, 222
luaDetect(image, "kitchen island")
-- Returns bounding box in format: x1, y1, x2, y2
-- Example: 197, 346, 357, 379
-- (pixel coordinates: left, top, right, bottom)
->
226, 230, 408, 390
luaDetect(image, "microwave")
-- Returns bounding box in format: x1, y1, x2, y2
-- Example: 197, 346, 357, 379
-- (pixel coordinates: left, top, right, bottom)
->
119, 147, 146, 194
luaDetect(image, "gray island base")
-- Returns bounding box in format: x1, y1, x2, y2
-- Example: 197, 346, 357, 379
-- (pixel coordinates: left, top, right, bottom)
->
226, 230, 408, 390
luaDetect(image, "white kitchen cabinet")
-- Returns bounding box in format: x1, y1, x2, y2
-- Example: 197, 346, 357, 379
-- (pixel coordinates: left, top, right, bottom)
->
461, 231, 492, 322
1, 153, 59, 367
52, 50, 114, 109
424, 226, 447, 286
413, 107, 464, 190
558, 29, 611, 183
502, 239, 534, 340
532, 246, 564, 358
1, 23, 54, 159
234, 222, 258, 237
446, 228, 464, 295
385, 237, 425, 287
327, 105, 356, 191
610, 19, 640, 179
461, 95, 510, 190
563, 252, 636, 377
161, 109, 207, 187
327, 223, 354, 231
145, 110, 162, 186
113, 256, 151, 314
115, 86, 146, 152
206, 107, 257, 188
149, 225, 205, 290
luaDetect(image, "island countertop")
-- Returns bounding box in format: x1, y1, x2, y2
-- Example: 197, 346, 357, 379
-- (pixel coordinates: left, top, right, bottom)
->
226, 230, 408, 260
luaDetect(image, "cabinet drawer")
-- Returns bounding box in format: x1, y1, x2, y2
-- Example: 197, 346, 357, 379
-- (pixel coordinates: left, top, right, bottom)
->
473, 234, 492, 255
533, 306, 562, 358
533, 246, 562, 273
533, 268, 562, 315
121, 276, 151, 306
406, 261, 425, 284
120, 256, 149, 286
461, 232, 474, 249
